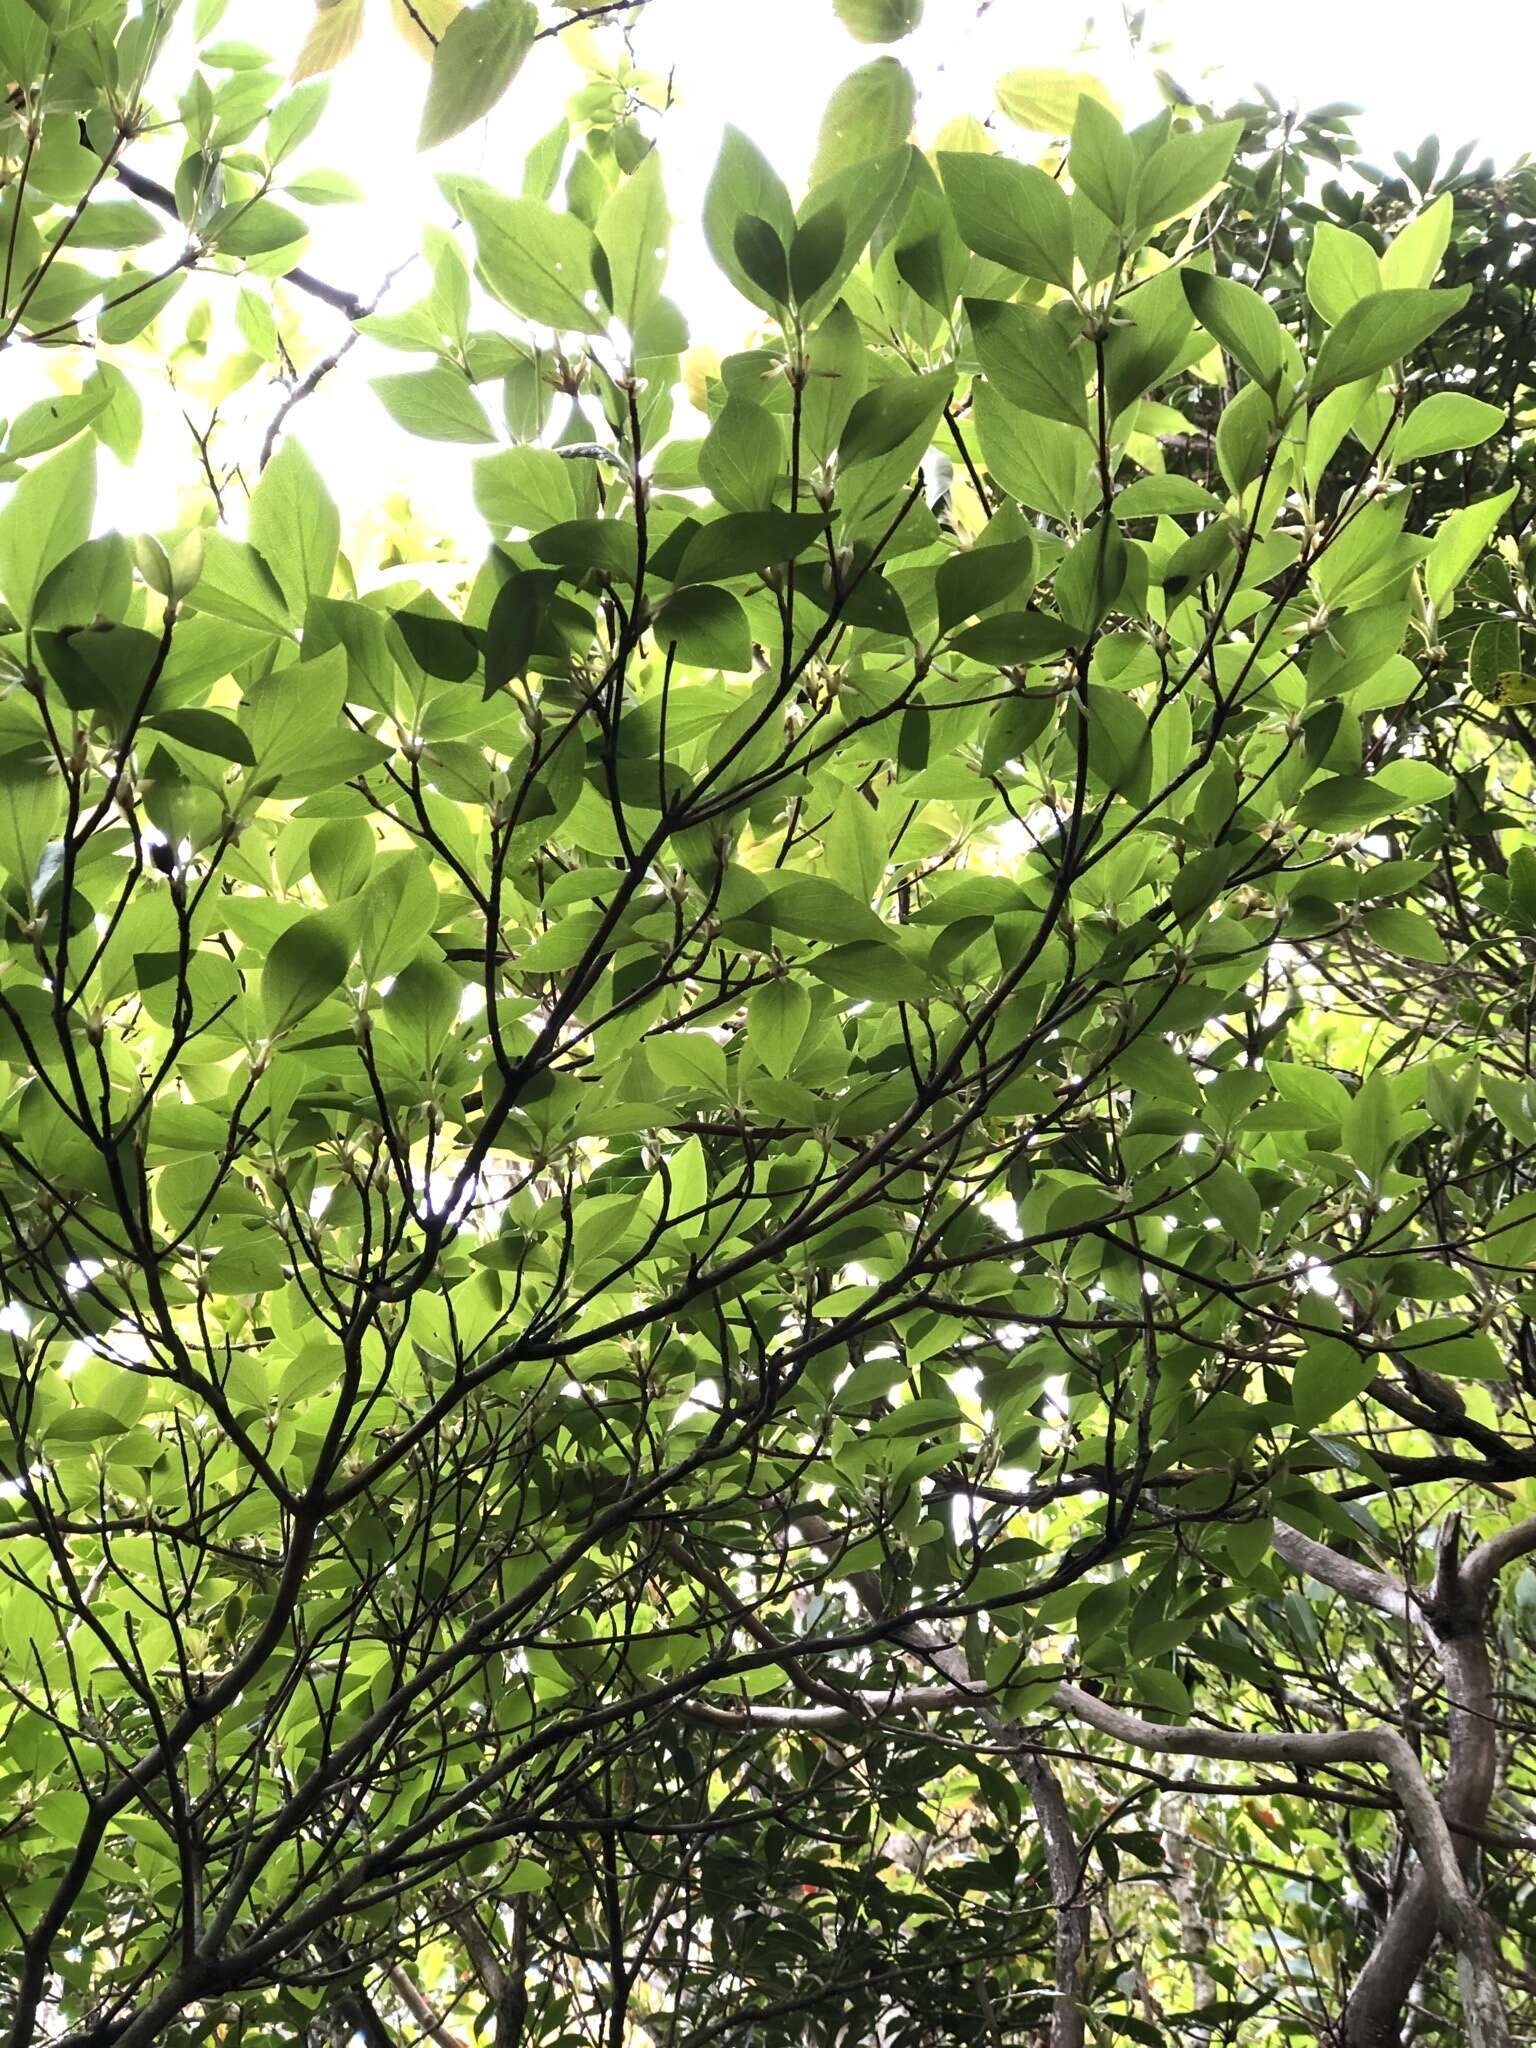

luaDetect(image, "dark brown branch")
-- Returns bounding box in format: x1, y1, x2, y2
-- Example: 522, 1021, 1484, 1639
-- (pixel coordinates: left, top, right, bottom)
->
106, 154, 368, 321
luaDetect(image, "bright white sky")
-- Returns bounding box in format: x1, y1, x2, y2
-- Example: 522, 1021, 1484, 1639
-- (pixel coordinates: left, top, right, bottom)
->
87, 0, 1536, 547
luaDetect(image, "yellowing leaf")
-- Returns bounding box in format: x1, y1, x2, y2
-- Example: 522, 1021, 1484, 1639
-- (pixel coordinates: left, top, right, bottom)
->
682, 344, 721, 410
292, 0, 365, 80
390, 0, 465, 56
932, 112, 991, 156
995, 68, 1118, 136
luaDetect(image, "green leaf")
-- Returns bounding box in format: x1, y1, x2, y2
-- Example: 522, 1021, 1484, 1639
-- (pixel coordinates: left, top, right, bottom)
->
1375, 760, 1455, 806
1311, 287, 1472, 399
799, 300, 868, 462
660, 1133, 707, 1219
789, 206, 846, 306
0, 437, 96, 626
823, 789, 886, 902
838, 369, 952, 467
703, 127, 796, 315
262, 912, 353, 1034
310, 817, 375, 900
418, 0, 537, 150
1305, 223, 1380, 326
936, 534, 1037, 635
1069, 94, 1136, 229
392, 608, 480, 680
1393, 393, 1505, 466
91, 361, 143, 465
1294, 759, 1453, 832
1380, 192, 1453, 291
452, 177, 605, 333
676, 511, 828, 585
1135, 120, 1239, 232
973, 382, 1090, 523
1426, 486, 1515, 613
1292, 1336, 1377, 1431
951, 611, 1076, 663
1056, 520, 1126, 634
833, 0, 922, 40
371, 367, 497, 443
967, 299, 1088, 430
188, 532, 293, 633
766, 875, 892, 944
97, 268, 186, 346
1129, 1666, 1191, 1723
360, 853, 440, 981
938, 152, 1074, 290
149, 709, 257, 764
382, 956, 462, 1067
1360, 904, 1448, 963
249, 439, 338, 616
649, 1033, 729, 1101
266, 80, 330, 163
794, 152, 908, 320
285, 168, 364, 204
1214, 381, 1275, 495
3, 381, 110, 462
530, 518, 637, 581
747, 976, 812, 1079
594, 149, 669, 334
732, 216, 790, 304
206, 198, 307, 257
1113, 475, 1223, 519
810, 59, 915, 186
810, 939, 930, 1000
33, 534, 132, 629
70, 198, 163, 249
1182, 271, 1286, 393
0, 748, 64, 896
37, 623, 160, 725
1393, 1317, 1505, 1382
483, 567, 549, 692
524, 118, 569, 201
699, 398, 783, 513
653, 585, 753, 671
1340, 1068, 1402, 1183
473, 446, 577, 534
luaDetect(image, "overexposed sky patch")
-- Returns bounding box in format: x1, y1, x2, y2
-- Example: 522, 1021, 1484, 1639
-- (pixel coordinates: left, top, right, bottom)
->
73, 0, 1536, 546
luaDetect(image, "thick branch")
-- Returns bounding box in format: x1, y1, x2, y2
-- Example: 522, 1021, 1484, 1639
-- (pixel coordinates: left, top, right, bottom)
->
1270, 1513, 1526, 2048
1271, 1520, 1417, 1626
1053, 1684, 1507, 2048
386, 1968, 466, 2048
680, 1685, 955, 1729
1462, 1514, 1536, 1606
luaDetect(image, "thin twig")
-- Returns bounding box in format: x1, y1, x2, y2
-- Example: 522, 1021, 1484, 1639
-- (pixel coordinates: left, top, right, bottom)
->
258, 255, 414, 467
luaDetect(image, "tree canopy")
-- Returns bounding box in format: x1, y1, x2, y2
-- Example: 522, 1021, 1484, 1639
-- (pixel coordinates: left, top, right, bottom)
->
0, 4, 1534, 2047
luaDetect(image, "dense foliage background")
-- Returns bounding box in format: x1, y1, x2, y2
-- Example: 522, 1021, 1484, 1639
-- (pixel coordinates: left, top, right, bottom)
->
0, 3, 1533, 2046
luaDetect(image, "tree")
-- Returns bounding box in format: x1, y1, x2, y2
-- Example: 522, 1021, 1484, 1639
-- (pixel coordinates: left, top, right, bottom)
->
0, 4, 1532, 2046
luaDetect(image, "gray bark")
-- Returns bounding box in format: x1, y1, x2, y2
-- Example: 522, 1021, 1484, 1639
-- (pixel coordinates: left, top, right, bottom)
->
1270, 1516, 1536, 2048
